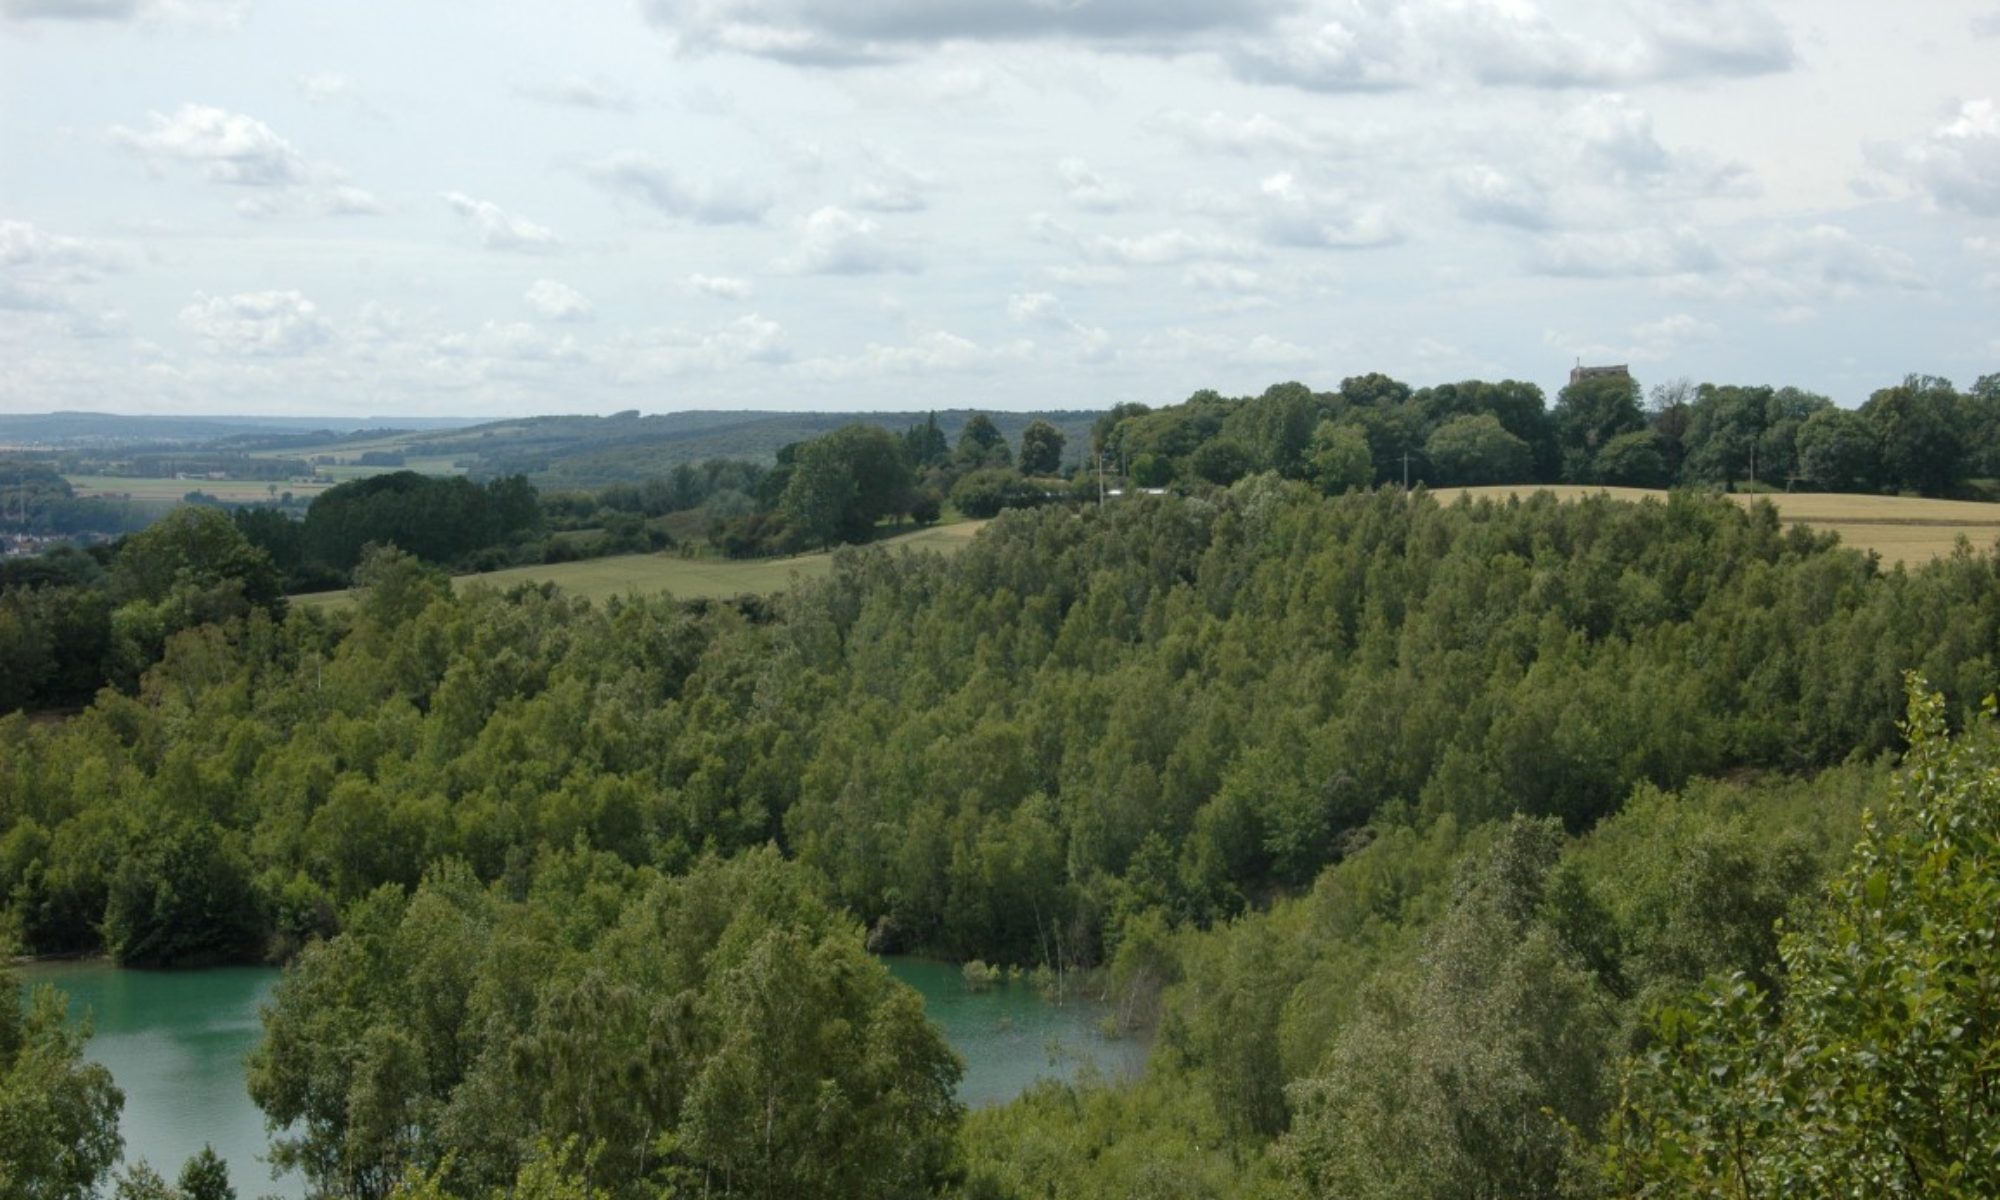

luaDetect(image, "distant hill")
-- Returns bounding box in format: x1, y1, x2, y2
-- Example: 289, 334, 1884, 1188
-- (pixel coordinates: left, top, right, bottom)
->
239, 409, 1105, 488
3, 409, 1108, 490
0, 412, 478, 448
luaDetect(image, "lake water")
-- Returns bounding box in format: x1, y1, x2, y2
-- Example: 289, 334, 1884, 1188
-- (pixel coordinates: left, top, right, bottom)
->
19, 957, 1144, 1196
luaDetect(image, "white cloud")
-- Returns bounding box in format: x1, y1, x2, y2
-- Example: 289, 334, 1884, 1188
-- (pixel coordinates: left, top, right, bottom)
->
851, 150, 938, 213
1057, 158, 1134, 212
4, 0, 241, 22
0, 218, 130, 283
1253, 172, 1399, 249
444, 192, 561, 253
521, 76, 637, 112
4, 0, 141, 16
178, 290, 330, 355
524, 279, 594, 322
1140, 327, 1314, 365
108, 104, 384, 218
1032, 214, 1259, 267
587, 151, 771, 224
608, 313, 790, 380
1229, 0, 1793, 93
1007, 290, 1112, 360
779, 206, 918, 274
790, 329, 1027, 380
1892, 99, 2000, 217
1183, 264, 1264, 293
1531, 225, 1721, 278
1448, 165, 1551, 229
688, 273, 754, 299
641, 0, 1286, 64
1743, 224, 1924, 294
294, 72, 352, 104
1160, 109, 1336, 157
112, 104, 308, 187
1628, 312, 1716, 360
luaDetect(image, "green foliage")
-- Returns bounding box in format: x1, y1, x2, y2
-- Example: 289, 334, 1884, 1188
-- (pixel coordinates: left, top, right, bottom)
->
1305, 421, 1373, 494
950, 469, 1046, 518
1608, 681, 2000, 1196
1554, 374, 1647, 483
1423, 413, 1532, 486
957, 414, 1011, 470
249, 851, 963, 1200
1017, 420, 1065, 476
301, 471, 540, 574
0, 964, 125, 1200
1278, 820, 1611, 1199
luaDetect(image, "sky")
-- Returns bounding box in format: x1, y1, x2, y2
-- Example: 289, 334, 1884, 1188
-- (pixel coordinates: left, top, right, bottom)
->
1, 1, 1996, 418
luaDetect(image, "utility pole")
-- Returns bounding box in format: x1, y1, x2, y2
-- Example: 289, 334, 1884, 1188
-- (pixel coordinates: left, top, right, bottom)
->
1097, 448, 1106, 509
1402, 451, 1410, 491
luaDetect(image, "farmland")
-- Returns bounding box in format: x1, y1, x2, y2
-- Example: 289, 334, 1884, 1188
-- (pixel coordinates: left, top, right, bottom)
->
1432, 485, 2000, 566
295, 518, 989, 609
63, 474, 336, 504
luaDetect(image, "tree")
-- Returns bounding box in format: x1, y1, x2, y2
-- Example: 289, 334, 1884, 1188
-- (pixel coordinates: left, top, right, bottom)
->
113, 505, 283, 610
1593, 430, 1672, 489
956, 414, 1011, 470
951, 469, 1044, 518
1423, 414, 1532, 486
1189, 438, 1254, 486
0, 964, 125, 1200
1795, 407, 1879, 492
1554, 374, 1646, 483
1608, 681, 2000, 1196
1864, 375, 1965, 496
1017, 420, 1065, 476
902, 413, 949, 468
780, 439, 856, 551
1306, 422, 1373, 495
178, 1146, 236, 1200
1682, 384, 1772, 488
821, 424, 913, 539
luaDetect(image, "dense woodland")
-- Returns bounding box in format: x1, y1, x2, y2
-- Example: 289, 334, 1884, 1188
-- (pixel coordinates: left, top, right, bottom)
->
4, 475, 2000, 1197
1092, 370, 2000, 497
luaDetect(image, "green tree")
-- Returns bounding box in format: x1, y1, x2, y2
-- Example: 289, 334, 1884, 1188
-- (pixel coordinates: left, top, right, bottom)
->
902, 413, 949, 468
1608, 681, 2000, 1196
1017, 420, 1065, 476
780, 439, 857, 551
1593, 429, 1672, 488
0, 964, 125, 1200
178, 1146, 236, 1200
1554, 374, 1646, 483
1863, 374, 1965, 496
1306, 422, 1373, 495
1795, 406, 1879, 492
1423, 413, 1532, 485
956, 414, 1011, 470
1188, 438, 1254, 486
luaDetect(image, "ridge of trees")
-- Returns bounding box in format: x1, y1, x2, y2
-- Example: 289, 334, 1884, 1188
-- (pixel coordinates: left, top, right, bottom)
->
1093, 370, 2000, 497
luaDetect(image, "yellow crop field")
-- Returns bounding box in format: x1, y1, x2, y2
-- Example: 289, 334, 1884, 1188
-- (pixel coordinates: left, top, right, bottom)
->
295, 519, 989, 610
1431, 486, 2000, 566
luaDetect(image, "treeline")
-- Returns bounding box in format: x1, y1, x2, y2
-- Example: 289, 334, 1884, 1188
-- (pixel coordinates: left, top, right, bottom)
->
3, 484, 1998, 1196
1097, 370, 2000, 497
0, 472, 540, 712
0, 459, 156, 536
703, 413, 1071, 555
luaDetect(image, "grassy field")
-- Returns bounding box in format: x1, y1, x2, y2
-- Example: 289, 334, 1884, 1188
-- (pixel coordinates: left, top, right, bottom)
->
1432, 486, 2000, 566
296, 520, 990, 610
65, 474, 335, 504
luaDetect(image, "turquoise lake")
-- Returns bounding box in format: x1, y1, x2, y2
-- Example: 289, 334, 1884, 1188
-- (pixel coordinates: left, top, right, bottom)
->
19, 957, 1145, 1196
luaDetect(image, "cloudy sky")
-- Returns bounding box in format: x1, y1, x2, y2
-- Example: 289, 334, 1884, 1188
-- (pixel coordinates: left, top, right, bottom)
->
2, 0, 1996, 417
